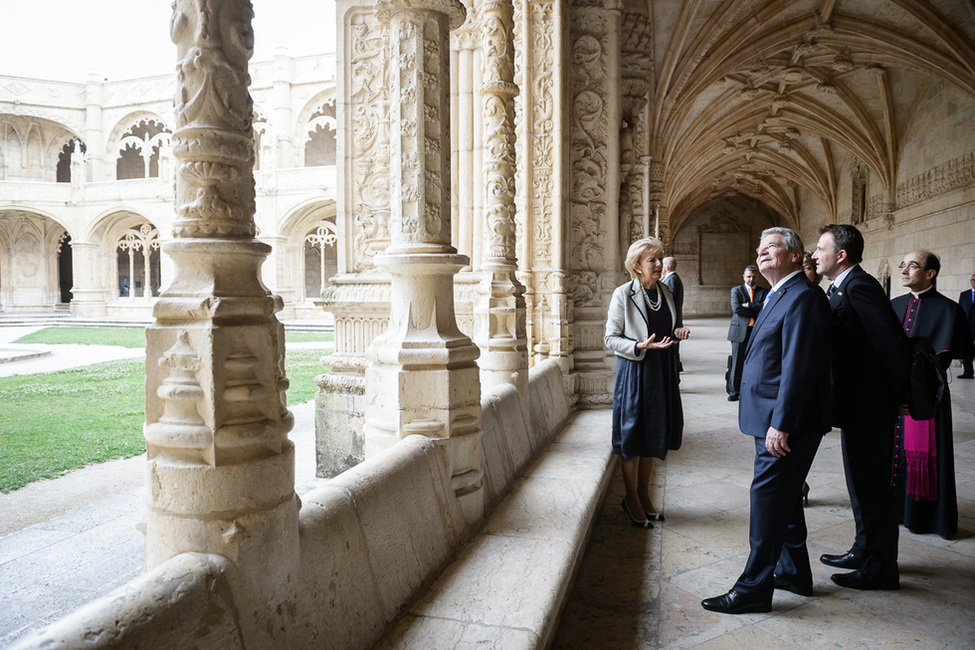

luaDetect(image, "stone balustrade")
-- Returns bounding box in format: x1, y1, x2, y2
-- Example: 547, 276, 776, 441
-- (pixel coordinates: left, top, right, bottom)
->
11, 360, 616, 649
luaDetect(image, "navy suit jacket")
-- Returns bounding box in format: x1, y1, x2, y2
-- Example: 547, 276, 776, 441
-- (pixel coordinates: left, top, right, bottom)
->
828, 265, 910, 427
728, 284, 767, 342
739, 272, 832, 439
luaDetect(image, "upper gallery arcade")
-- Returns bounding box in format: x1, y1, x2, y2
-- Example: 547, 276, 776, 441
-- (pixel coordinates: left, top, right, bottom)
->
0, 51, 338, 320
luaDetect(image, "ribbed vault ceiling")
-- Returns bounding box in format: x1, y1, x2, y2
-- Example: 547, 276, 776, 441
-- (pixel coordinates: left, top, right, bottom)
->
637, 0, 975, 232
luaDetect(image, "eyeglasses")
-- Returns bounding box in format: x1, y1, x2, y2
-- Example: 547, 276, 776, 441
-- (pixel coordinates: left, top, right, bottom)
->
897, 262, 925, 271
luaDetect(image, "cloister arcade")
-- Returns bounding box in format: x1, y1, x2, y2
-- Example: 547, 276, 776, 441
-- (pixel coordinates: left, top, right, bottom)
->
0, 52, 338, 319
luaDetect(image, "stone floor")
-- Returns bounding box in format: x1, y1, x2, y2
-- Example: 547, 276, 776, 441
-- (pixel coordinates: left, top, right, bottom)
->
1, 318, 973, 648
553, 318, 975, 649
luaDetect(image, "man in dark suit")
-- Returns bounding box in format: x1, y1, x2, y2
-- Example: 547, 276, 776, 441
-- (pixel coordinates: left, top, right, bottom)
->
662, 257, 684, 372
702, 227, 831, 614
812, 224, 910, 590
958, 273, 975, 378
726, 266, 767, 400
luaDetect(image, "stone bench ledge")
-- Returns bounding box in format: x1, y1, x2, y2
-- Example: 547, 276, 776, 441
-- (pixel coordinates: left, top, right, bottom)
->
377, 410, 615, 648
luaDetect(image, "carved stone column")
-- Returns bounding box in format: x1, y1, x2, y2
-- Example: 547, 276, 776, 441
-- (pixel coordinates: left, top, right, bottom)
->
144, 2, 299, 645
68, 240, 108, 317
366, 0, 483, 519
569, 0, 623, 407
474, 0, 529, 397
315, 2, 393, 477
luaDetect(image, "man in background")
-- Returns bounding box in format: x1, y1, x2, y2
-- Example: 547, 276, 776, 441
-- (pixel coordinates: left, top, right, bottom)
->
662, 257, 684, 372
958, 272, 975, 378
726, 265, 766, 401
890, 251, 973, 538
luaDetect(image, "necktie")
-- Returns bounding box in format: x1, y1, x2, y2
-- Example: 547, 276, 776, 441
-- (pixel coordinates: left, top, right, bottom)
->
827, 283, 836, 298
747, 286, 755, 326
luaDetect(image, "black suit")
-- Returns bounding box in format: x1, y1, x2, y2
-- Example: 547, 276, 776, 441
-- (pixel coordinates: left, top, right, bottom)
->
959, 288, 975, 376
662, 272, 684, 371
727, 283, 767, 396
827, 266, 910, 579
734, 272, 831, 598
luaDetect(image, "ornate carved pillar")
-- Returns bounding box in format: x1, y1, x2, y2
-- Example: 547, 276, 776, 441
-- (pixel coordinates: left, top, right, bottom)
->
366, 0, 483, 519
315, 1, 393, 477
473, 0, 529, 397
568, 0, 623, 407
144, 2, 299, 644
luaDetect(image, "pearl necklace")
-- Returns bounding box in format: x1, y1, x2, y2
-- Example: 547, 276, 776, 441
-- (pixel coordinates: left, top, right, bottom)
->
645, 286, 662, 312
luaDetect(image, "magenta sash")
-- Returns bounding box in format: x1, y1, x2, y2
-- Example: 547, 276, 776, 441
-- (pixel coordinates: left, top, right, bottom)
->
903, 416, 937, 501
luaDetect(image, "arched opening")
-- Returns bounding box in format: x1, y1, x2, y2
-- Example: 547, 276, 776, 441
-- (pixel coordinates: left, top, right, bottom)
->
303, 102, 336, 167
56, 139, 86, 183
116, 223, 161, 299
303, 220, 338, 299
116, 119, 170, 180
57, 232, 73, 304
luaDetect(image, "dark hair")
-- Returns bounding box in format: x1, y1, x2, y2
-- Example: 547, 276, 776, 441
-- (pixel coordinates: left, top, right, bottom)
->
919, 251, 941, 277
744, 265, 758, 274
819, 224, 864, 264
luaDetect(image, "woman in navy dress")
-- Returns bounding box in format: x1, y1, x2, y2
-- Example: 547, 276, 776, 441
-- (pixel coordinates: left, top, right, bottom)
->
604, 238, 689, 528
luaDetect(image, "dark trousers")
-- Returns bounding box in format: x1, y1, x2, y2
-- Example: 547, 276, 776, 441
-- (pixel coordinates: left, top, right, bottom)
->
727, 327, 752, 396
962, 358, 973, 376
840, 413, 899, 576
733, 432, 822, 598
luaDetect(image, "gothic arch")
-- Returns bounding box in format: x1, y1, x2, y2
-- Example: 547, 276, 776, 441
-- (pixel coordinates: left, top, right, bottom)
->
277, 198, 338, 302
89, 210, 163, 304
295, 91, 337, 167
107, 112, 173, 180
0, 208, 74, 310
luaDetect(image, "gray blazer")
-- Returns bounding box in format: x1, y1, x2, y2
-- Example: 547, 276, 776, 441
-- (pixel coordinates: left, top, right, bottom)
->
604, 279, 681, 361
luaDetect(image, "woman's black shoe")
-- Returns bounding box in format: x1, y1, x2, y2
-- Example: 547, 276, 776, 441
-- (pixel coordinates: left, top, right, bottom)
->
622, 499, 653, 528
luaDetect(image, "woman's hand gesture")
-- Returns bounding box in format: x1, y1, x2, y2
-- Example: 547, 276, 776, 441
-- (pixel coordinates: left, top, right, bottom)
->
636, 333, 674, 350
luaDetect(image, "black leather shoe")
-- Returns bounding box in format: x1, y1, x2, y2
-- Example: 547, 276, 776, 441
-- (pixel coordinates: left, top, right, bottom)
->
831, 569, 899, 591
727, 394, 739, 402
701, 590, 771, 614
774, 574, 813, 597
621, 499, 653, 529
820, 551, 864, 569
958, 373, 974, 379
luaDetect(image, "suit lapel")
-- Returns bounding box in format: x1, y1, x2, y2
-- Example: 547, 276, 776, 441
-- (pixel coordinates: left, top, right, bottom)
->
627, 280, 651, 336
745, 279, 791, 355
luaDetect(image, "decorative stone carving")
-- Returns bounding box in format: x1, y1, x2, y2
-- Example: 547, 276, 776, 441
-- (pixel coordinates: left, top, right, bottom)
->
366, 0, 484, 523
144, 2, 300, 646
474, 0, 529, 397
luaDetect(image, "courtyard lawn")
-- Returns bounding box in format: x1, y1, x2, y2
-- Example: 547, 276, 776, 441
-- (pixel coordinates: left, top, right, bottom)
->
13, 327, 334, 347
0, 347, 331, 494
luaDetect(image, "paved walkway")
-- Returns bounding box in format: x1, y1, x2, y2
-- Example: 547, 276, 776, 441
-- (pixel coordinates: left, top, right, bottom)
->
554, 318, 975, 649
1, 319, 973, 648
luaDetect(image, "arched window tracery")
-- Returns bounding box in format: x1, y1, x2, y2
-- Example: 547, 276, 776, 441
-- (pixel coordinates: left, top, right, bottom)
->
304, 221, 338, 298
56, 139, 86, 183
116, 119, 171, 180
303, 101, 336, 167
116, 223, 161, 299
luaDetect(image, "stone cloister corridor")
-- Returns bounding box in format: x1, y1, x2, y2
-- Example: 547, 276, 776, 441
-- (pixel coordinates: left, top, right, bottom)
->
1, 318, 973, 647
1, 0, 974, 646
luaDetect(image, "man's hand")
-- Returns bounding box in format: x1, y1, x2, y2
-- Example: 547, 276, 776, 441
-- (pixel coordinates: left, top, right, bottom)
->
765, 427, 791, 458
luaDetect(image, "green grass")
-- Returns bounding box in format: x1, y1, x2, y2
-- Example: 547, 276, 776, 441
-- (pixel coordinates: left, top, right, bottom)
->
14, 327, 147, 347
13, 327, 334, 347
0, 347, 332, 493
